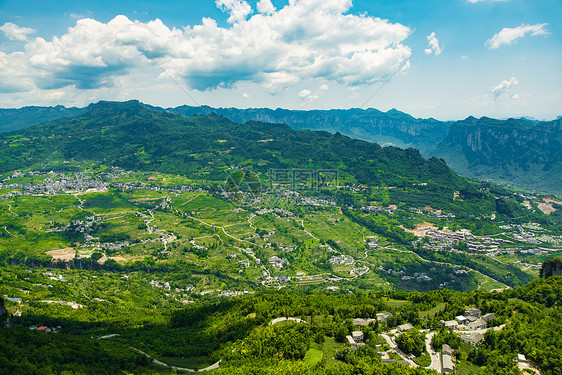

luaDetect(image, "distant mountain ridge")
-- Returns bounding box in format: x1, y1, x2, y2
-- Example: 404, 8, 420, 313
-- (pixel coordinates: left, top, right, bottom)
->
434, 116, 562, 194
0, 101, 560, 195
165, 105, 450, 157
0, 105, 82, 133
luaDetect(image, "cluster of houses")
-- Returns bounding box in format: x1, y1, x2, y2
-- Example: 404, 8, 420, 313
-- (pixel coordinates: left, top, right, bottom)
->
378, 267, 433, 282
350, 267, 369, 276
149, 279, 194, 294
0, 168, 203, 201
441, 307, 496, 345
352, 312, 393, 327
254, 208, 295, 218
29, 325, 60, 333
466, 237, 515, 253
329, 254, 354, 266
268, 256, 288, 269
300, 197, 337, 206
46, 215, 101, 234
360, 205, 397, 215
0, 171, 107, 198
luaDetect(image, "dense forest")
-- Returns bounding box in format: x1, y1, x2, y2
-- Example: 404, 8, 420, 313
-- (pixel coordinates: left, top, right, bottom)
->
1, 273, 561, 374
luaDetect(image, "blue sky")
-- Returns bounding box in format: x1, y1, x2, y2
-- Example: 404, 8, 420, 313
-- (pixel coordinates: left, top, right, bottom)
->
0, 0, 560, 120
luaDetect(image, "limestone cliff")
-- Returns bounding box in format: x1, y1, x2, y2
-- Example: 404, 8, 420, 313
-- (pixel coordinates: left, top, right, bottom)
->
0, 297, 9, 328
540, 258, 562, 278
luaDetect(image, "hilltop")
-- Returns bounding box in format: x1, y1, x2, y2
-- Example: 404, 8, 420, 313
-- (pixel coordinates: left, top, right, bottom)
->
1, 101, 559, 195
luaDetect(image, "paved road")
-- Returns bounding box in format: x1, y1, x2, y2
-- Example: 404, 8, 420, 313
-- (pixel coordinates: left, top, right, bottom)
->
424, 332, 441, 372
269, 317, 307, 325
130, 347, 221, 373
380, 334, 417, 367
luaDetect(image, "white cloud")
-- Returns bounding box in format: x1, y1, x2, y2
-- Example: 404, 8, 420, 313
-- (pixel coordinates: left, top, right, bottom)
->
256, 0, 276, 15
298, 89, 313, 99
491, 77, 518, 99
0, 22, 36, 41
511, 94, 519, 100
467, 0, 509, 3
485, 23, 549, 49
424, 32, 442, 55
216, 0, 253, 24
319, 84, 329, 91
0, 0, 412, 93
242, 92, 250, 98
460, 55, 469, 60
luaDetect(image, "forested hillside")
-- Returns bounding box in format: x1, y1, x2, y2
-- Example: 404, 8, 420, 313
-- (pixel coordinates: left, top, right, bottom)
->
1, 101, 559, 195
1, 268, 561, 374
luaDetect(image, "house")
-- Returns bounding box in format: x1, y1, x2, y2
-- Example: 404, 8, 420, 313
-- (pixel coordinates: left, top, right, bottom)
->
37, 326, 48, 332
442, 320, 459, 329
467, 318, 487, 330
462, 332, 484, 345
353, 318, 368, 326
346, 335, 358, 350
376, 312, 393, 321
397, 323, 414, 332
518, 354, 527, 363
482, 313, 496, 322
465, 307, 482, 318
353, 318, 376, 327
352, 331, 364, 342
442, 344, 455, 373
455, 315, 468, 324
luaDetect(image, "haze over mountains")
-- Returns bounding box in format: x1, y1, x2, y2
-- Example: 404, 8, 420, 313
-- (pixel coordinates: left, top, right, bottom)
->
1, 101, 560, 195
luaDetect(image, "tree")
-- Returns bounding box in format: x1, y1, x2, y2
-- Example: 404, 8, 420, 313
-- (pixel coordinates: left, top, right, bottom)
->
335, 326, 348, 343
396, 329, 425, 357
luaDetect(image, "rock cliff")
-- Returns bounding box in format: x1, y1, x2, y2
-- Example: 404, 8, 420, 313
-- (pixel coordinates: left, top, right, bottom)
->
540, 258, 562, 278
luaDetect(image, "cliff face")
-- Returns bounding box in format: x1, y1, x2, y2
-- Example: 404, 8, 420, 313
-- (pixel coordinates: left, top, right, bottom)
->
541, 259, 562, 278
168, 106, 450, 157
435, 117, 562, 194
0, 297, 9, 328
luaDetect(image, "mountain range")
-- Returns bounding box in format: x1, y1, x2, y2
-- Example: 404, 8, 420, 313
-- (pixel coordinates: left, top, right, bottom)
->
1, 101, 560, 195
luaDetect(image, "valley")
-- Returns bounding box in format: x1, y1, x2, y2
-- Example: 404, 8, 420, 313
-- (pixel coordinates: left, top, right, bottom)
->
0, 101, 560, 375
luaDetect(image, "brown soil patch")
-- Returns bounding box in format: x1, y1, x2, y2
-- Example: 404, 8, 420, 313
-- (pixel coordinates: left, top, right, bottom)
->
46, 248, 76, 261
538, 202, 556, 215
543, 197, 562, 205
521, 200, 532, 210
405, 222, 437, 237
99, 255, 148, 264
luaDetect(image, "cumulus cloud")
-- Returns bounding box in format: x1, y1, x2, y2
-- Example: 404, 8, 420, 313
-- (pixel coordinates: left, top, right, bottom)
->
0, 51, 35, 92
216, 0, 253, 24
491, 77, 518, 99
0, 22, 36, 41
298, 89, 314, 99
424, 32, 442, 55
485, 23, 549, 49
0, 0, 412, 93
257, 0, 276, 15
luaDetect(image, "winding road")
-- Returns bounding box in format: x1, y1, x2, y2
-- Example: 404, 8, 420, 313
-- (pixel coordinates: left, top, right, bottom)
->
130, 347, 221, 373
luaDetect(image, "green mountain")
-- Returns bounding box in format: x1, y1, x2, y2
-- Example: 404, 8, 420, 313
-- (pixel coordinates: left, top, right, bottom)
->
0, 100, 464, 197
0, 105, 82, 133
1, 101, 560, 195
167, 105, 450, 157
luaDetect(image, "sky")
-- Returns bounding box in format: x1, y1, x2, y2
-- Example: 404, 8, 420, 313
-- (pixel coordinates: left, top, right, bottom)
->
0, 0, 560, 120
